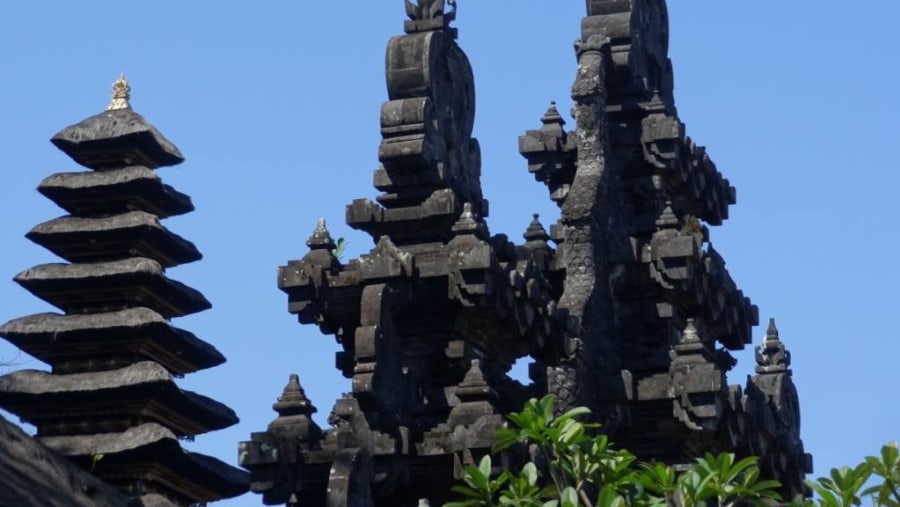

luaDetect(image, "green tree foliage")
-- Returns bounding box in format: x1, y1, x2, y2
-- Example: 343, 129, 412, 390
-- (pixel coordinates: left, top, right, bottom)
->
332, 237, 347, 260
447, 395, 899, 507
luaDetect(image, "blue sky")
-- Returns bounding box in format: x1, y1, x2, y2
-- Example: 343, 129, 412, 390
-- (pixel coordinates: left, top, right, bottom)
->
1, 2, 898, 505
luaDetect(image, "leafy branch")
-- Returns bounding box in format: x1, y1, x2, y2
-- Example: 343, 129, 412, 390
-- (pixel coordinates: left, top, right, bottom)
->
449, 395, 899, 507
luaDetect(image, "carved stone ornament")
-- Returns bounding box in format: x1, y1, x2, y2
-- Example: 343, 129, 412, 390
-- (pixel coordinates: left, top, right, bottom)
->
245, 1, 812, 504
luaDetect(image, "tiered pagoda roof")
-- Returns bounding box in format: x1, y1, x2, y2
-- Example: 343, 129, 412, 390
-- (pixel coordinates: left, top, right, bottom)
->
0, 76, 248, 506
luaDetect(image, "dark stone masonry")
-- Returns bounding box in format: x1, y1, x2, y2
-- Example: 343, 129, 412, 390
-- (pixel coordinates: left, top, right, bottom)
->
0, 1, 809, 506
241, 0, 811, 505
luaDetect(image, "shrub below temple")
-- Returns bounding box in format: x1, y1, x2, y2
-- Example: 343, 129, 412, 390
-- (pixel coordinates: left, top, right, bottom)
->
448, 396, 900, 507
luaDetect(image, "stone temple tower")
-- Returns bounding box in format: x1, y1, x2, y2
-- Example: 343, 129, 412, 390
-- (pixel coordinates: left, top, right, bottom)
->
242, 1, 810, 505
0, 76, 248, 505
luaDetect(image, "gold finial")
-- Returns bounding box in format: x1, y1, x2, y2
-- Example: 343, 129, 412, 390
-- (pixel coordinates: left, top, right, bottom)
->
106, 73, 131, 111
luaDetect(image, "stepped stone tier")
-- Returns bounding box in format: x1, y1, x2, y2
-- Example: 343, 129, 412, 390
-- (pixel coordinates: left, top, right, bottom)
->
242, 1, 811, 505
0, 76, 248, 505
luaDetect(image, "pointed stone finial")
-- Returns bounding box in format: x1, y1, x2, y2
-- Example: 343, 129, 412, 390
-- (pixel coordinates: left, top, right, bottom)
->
307, 217, 337, 250
756, 318, 791, 373
106, 74, 132, 111
655, 201, 679, 229
453, 359, 495, 401
523, 214, 551, 243
541, 101, 564, 125
539, 101, 566, 137
448, 359, 499, 426
461, 358, 487, 383
671, 318, 708, 359
451, 202, 487, 239
765, 317, 779, 342
680, 319, 701, 345
272, 374, 317, 417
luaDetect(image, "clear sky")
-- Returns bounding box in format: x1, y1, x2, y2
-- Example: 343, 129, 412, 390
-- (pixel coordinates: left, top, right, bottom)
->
1, 2, 898, 506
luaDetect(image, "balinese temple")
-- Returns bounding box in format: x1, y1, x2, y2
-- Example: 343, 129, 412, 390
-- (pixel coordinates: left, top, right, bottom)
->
0, 76, 248, 505
242, 1, 811, 506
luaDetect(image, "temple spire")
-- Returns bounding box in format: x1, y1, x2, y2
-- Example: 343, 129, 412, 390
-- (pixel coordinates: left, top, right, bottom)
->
272, 373, 317, 418
404, 0, 458, 35
307, 217, 336, 250
523, 213, 550, 243
655, 201, 679, 230
540, 102, 566, 137
451, 202, 488, 240
756, 317, 791, 373
106, 74, 131, 111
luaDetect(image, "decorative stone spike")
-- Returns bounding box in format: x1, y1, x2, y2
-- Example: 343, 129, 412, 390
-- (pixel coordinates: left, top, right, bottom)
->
455, 359, 497, 402
680, 319, 701, 344
451, 202, 488, 239
307, 218, 337, 250
756, 318, 791, 373
0, 78, 247, 505
671, 319, 707, 358
268, 373, 322, 448
521, 213, 553, 269
766, 317, 779, 341
519, 101, 576, 204
540, 102, 566, 136
523, 214, 550, 244
748, 318, 807, 495
273, 373, 317, 418
240, 375, 324, 505
655, 201, 679, 230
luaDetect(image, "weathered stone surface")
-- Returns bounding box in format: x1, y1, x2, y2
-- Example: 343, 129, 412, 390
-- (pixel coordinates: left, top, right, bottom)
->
14, 257, 211, 318
0, 415, 131, 507
0, 308, 225, 374
27, 211, 201, 267
51, 108, 184, 170
251, 3, 555, 506
41, 423, 248, 505
248, 1, 809, 504
38, 166, 194, 218
0, 361, 238, 437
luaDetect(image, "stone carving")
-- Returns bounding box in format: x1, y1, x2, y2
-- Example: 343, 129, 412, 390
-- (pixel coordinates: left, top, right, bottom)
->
244, 1, 810, 505
404, 0, 456, 33
405, 0, 455, 22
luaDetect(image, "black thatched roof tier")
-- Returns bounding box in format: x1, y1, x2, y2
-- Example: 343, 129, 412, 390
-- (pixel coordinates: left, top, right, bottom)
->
0, 308, 225, 375
0, 415, 131, 507
38, 166, 193, 218
0, 361, 238, 437
14, 257, 210, 318
41, 423, 248, 505
51, 108, 184, 170
27, 211, 201, 267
